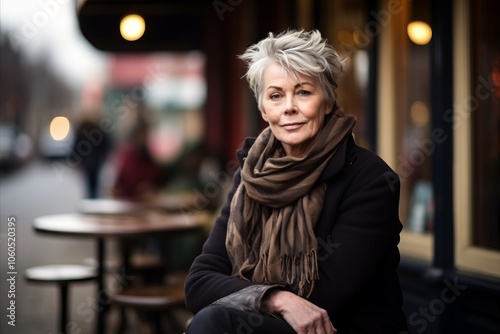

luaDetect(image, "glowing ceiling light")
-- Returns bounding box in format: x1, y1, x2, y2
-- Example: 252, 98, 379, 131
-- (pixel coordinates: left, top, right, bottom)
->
120, 14, 146, 41
407, 21, 432, 45
49, 116, 71, 141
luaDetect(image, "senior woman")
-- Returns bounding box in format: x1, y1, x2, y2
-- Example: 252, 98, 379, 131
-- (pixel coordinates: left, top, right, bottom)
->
184, 29, 408, 334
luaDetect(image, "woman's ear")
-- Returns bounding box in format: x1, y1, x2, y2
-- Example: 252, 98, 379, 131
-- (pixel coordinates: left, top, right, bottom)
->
325, 99, 335, 115
325, 104, 333, 115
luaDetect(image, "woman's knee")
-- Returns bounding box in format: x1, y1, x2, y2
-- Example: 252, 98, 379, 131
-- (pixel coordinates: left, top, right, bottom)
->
186, 306, 293, 334
185, 306, 234, 333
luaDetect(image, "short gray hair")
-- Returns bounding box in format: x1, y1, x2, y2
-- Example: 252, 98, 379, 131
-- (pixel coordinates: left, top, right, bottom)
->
239, 29, 344, 110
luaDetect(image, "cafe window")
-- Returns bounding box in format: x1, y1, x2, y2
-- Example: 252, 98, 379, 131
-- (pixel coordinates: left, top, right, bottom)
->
377, 0, 434, 261
454, 0, 500, 277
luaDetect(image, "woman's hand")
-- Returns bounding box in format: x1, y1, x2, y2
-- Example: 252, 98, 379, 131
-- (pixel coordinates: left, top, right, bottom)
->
262, 290, 337, 334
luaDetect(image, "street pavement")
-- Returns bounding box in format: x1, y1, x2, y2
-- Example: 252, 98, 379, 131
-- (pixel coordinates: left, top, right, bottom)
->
0, 160, 97, 334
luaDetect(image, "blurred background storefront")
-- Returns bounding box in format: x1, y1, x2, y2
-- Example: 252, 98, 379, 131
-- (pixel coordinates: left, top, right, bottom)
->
1, 0, 498, 333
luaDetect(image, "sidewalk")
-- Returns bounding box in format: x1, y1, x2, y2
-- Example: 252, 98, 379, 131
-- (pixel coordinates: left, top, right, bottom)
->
0, 160, 96, 334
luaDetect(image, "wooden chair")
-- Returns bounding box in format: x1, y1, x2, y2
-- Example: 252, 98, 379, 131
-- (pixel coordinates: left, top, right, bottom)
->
113, 226, 206, 333
114, 229, 206, 334
113, 272, 189, 334
25, 264, 97, 334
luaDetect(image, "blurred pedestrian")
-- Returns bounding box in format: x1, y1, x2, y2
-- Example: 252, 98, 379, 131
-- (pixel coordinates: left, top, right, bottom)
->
111, 111, 164, 202
72, 82, 112, 199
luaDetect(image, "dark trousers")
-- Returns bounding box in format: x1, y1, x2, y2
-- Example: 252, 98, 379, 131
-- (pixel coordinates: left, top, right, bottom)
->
185, 305, 296, 334
85, 167, 100, 199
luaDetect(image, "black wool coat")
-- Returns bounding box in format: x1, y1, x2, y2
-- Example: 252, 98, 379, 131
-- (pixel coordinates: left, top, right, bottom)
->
185, 133, 408, 333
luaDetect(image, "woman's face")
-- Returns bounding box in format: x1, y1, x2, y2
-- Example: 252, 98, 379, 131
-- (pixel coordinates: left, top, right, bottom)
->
261, 63, 332, 157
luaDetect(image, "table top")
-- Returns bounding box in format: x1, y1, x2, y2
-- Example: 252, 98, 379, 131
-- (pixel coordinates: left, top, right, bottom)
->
25, 264, 97, 283
78, 198, 147, 215
78, 194, 204, 215
33, 211, 209, 238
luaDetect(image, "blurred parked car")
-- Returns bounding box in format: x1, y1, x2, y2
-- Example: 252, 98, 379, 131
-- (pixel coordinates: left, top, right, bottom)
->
0, 124, 32, 171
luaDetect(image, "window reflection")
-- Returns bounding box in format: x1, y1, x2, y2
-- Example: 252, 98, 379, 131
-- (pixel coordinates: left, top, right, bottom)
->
393, 0, 433, 234
320, 0, 371, 149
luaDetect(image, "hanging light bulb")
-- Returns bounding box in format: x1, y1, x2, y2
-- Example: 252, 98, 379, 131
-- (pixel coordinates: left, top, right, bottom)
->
407, 21, 432, 45
120, 14, 146, 41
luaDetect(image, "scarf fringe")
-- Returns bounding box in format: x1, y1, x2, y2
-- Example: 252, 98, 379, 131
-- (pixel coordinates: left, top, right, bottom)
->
280, 250, 319, 297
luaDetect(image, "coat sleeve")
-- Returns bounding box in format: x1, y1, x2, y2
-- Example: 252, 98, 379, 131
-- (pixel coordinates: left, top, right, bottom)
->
310, 152, 403, 315
184, 167, 271, 313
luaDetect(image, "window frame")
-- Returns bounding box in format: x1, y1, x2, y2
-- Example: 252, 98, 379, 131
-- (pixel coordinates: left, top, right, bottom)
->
454, 0, 500, 278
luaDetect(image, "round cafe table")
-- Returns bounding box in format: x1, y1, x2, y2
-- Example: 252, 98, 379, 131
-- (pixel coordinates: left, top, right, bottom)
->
32, 211, 208, 334
78, 194, 206, 215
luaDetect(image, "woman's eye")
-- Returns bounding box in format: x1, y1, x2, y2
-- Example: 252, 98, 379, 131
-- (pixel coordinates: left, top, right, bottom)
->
270, 93, 281, 100
298, 90, 311, 96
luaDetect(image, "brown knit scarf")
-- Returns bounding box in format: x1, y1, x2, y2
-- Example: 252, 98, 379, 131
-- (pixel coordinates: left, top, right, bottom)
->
226, 108, 356, 297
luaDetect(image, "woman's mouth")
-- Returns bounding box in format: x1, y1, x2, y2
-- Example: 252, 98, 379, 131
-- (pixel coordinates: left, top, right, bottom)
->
281, 122, 305, 130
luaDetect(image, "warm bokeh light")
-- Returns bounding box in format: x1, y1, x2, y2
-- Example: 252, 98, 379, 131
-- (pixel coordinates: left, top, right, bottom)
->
49, 116, 71, 141
407, 21, 432, 45
120, 14, 146, 41
410, 101, 430, 127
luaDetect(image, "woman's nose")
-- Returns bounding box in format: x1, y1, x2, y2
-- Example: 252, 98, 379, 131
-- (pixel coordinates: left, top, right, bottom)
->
283, 96, 297, 115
